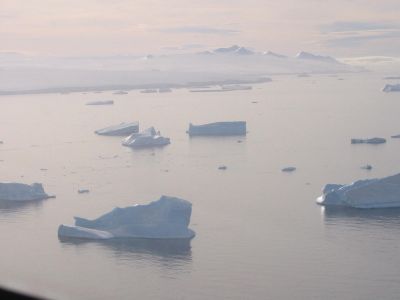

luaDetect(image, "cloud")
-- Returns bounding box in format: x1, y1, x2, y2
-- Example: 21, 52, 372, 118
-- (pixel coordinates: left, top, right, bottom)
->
319, 21, 400, 49
159, 26, 239, 35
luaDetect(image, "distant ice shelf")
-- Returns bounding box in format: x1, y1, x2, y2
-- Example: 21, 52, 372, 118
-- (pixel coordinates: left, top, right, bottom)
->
58, 196, 195, 240
317, 173, 400, 208
187, 121, 246, 136
0, 182, 54, 201
95, 122, 139, 136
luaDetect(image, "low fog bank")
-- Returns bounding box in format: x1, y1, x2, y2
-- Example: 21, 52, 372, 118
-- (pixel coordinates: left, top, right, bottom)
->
0, 46, 364, 94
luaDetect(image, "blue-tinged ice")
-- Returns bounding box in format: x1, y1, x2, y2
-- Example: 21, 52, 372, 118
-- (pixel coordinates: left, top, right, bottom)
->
0, 182, 53, 201
187, 121, 246, 136
382, 84, 400, 92
317, 173, 400, 208
58, 196, 195, 240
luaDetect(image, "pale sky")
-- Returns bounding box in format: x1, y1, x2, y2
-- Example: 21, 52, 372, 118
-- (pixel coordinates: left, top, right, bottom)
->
1, 0, 400, 57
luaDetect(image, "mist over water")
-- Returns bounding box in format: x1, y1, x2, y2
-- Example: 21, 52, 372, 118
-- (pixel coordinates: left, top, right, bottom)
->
1, 72, 400, 299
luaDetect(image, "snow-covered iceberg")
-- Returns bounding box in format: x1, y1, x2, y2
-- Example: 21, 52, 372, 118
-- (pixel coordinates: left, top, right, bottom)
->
0, 182, 53, 201
86, 100, 114, 105
296, 51, 338, 64
382, 84, 400, 92
95, 122, 139, 136
58, 196, 195, 240
122, 127, 170, 148
351, 137, 386, 144
187, 121, 246, 136
317, 173, 400, 208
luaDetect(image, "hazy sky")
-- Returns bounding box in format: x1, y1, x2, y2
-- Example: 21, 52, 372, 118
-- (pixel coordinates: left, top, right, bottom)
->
1, 0, 400, 57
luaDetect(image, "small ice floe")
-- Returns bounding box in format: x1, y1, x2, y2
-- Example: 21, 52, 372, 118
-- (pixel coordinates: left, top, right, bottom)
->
382, 84, 400, 92
317, 173, 400, 208
0, 182, 54, 201
95, 122, 139, 136
360, 164, 373, 170
122, 127, 170, 148
86, 100, 114, 105
140, 89, 157, 93
351, 137, 386, 144
281, 167, 296, 172
218, 165, 227, 170
113, 91, 128, 95
58, 195, 195, 240
391, 134, 400, 138
40, 168, 48, 171
187, 121, 246, 136
78, 189, 90, 194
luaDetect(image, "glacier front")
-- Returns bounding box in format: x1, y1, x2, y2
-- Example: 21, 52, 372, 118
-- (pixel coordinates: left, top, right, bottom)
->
317, 173, 400, 208
58, 196, 195, 240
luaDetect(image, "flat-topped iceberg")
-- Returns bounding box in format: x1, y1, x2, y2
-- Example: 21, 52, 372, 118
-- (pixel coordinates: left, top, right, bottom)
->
187, 121, 246, 136
351, 137, 386, 144
122, 127, 170, 148
382, 84, 400, 92
0, 182, 53, 201
86, 100, 114, 105
58, 196, 195, 240
317, 173, 400, 208
95, 122, 139, 136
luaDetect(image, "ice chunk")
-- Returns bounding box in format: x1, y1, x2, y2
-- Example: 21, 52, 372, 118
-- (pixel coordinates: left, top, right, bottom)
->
78, 189, 90, 194
0, 182, 53, 201
391, 134, 400, 138
113, 90, 128, 95
218, 165, 227, 170
95, 122, 139, 136
140, 89, 157, 93
382, 84, 400, 92
86, 100, 114, 105
122, 127, 170, 148
317, 173, 400, 208
58, 195, 195, 239
281, 167, 296, 172
351, 137, 386, 144
361, 164, 373, 170
187, 121, 246, 136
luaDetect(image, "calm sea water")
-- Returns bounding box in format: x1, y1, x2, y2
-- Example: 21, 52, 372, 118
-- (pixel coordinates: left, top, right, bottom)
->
1, 73, 400, 299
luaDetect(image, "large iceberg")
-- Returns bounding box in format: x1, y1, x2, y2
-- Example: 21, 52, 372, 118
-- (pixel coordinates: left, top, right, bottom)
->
58, 196, 195, 240
296, 51, 338, 63
122, 127, 170, 148
95, 122, 139, 136
317, 173, 400, 208
382, 84, 400, 92
0, 182, 53, 201
187, 121, 246, 136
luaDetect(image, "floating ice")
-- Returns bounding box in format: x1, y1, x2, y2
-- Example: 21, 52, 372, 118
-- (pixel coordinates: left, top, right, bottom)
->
391, 134, 400, 138
58, 196, 195, 239
140, 89, 157, 93
95, 122, 139, 136
113, 90, 128, 95
0, 182, 53, 201
317, 173, 400, 208
187, 121, 246, 136
158, 88, 172, 93
361, 165, 373, 170
382, 84, 400, 92
282, 167, 296, 172
86, 100, 114, 105
296, 51, 338, 63
351, 137, 386, 144
122, 127, 170, 148
78, 189, 90, 194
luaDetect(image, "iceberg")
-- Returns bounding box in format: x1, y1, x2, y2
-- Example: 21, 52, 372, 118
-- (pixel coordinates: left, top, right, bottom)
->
351, 137, 386, 144
317, 173, 400, 208
122, 127, 170, 148
58, 196, 195, 240
140, 89, 158, 93
391, 134, 400, 138
86, 100, 114, 105
296, 51, 338, 63
113, 90, 128, 95
95, 122, 139, 136
281, 167, 296, 172
0, 182, 53, 201
187, 121, 246, 136
382, 84, 400, 92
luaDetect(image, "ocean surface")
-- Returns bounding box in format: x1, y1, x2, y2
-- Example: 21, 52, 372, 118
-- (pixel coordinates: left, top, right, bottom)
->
1, 73, 400, 299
